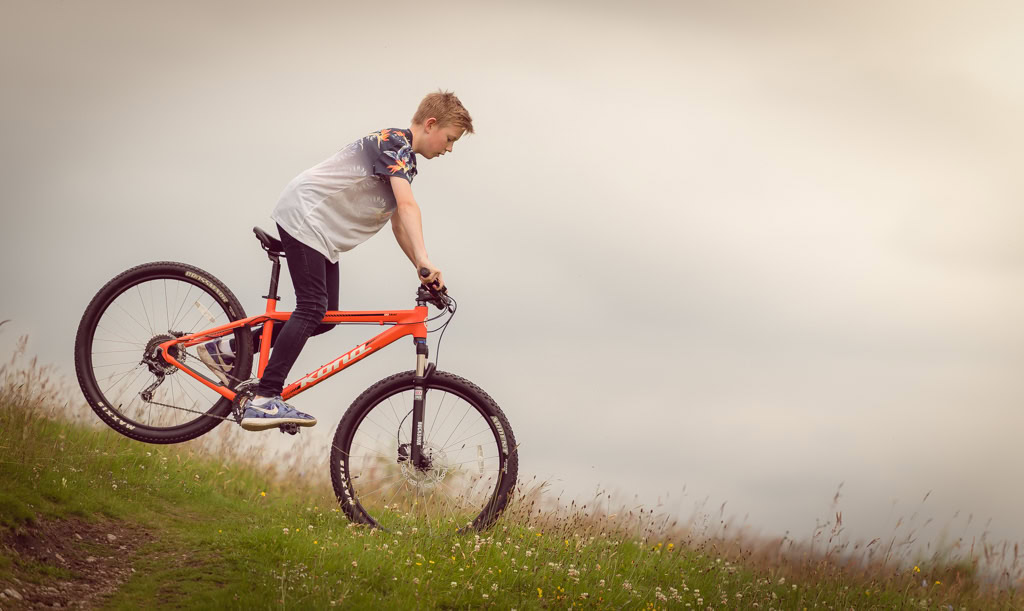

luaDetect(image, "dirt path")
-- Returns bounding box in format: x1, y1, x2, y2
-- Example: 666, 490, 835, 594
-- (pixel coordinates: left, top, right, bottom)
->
0, 517, 152, 610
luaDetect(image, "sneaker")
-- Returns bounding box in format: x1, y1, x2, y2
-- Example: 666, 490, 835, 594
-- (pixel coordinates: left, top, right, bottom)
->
240, 396, 317, 431
197, 339, 234, 385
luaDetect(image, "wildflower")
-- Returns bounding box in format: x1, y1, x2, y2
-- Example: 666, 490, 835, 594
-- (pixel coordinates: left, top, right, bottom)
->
667, 543, 674, 550
622, 580, 633, 592
451, 582, 458, 587
352, 561, 357, 567
416, 562, 422, 566
412, 578, 420, 585
314, 541, 318, 545
537, 588, 543, 598
525, 550, 532, 557
935, 581, 941, 585
283, 528, 290, 534
913, 566, 920, 573
492, 583, 498, 591
261, 491, 266, 497
482, 594, 489, 599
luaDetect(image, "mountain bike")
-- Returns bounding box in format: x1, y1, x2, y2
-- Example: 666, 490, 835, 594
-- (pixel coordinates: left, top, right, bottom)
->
74, 227, 518, 531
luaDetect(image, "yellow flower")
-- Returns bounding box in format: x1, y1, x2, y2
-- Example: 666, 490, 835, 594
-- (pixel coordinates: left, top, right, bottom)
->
913, 566, 920, 573
935, 581, 941, 585
667, 543, 674, 550
537, 588, 543, 598
314, 540, 318, 545
261, 491, 266, 497
536, 533, 542, 537
416, 562, 422, 566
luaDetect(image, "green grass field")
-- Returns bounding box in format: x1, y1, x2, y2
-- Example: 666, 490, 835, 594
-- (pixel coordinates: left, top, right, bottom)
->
1, 344, 1020, 609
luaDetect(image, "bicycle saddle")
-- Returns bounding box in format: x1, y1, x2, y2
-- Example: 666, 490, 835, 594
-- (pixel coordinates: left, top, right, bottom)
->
253, 227, 285, 256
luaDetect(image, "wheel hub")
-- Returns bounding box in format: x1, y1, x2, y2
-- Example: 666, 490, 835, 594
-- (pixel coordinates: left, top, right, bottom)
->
142, 334, 185, 375
398, 443, 450, 489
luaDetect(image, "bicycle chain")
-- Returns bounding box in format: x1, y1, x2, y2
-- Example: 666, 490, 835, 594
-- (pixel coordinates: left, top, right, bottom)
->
141, 378, 258, 424
142, 399, 237, 422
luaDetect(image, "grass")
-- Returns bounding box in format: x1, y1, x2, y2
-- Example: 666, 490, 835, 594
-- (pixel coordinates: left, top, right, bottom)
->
1, 335, 1021, 609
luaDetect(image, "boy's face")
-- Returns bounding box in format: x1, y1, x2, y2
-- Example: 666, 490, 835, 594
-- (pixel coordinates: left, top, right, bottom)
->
422, 119, 465, 159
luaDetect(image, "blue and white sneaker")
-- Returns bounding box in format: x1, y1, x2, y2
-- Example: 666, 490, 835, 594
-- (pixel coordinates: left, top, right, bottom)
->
240, 396, 317, 431
197, 339, 235, 385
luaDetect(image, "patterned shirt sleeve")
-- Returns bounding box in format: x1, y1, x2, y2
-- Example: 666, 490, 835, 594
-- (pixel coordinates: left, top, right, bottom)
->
369, 128, 417, 183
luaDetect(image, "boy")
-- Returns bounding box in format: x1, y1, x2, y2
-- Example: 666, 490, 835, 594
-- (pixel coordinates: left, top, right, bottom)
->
198, 90, 473, 431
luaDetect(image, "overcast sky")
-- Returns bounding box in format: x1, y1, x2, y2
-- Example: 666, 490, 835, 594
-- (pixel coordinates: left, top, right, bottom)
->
2, 0, 1023, 552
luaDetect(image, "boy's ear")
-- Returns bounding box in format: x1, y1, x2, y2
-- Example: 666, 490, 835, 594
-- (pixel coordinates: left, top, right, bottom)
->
423, 117, 438, 131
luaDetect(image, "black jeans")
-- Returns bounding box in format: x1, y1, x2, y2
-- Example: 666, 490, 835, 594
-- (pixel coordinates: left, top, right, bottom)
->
253, 224, 338, 396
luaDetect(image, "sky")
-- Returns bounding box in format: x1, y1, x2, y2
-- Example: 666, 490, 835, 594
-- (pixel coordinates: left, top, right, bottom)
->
2, 0, 1023, 552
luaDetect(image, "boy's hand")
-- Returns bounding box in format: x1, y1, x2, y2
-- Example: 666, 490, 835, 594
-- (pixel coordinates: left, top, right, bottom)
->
419, 263, 444, 290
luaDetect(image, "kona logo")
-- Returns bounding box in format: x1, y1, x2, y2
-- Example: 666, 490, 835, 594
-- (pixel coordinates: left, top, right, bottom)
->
298, 343, 371, 389
185, 271, 228, 302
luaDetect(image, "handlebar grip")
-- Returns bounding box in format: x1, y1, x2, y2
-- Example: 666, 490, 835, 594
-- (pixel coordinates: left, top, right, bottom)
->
417, 267, 448, 296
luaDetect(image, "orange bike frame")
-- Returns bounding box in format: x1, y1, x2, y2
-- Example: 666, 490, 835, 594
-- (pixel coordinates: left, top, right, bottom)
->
157, 297, 429, 402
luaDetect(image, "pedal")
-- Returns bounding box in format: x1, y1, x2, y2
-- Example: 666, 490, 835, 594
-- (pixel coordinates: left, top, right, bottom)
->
279, 423, 300, 435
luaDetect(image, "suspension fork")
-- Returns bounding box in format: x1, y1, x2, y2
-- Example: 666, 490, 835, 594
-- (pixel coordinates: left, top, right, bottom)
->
410, 337, 435, 469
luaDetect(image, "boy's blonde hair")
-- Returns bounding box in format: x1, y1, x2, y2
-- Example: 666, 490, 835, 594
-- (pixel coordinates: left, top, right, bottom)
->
412, 90, 474, 134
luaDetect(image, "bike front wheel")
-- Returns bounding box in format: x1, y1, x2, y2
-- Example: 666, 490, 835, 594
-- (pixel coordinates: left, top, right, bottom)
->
330, 371, 518, 532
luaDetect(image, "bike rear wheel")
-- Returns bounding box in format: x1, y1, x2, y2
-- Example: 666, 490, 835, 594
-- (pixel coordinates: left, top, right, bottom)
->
331, 371, 518, 532
74, 262, 253, 443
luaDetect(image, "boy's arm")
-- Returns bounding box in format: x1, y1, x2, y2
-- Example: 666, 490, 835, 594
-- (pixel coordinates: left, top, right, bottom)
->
390, 176, 443, 288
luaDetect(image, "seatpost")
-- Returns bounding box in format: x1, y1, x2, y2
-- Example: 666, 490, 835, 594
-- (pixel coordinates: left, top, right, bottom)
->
253, 253, 284, 379
264, 253, 282, 301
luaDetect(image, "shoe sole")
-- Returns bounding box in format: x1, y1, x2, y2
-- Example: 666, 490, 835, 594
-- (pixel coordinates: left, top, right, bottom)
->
240, 417, 318, 431
197, 345, 232, 386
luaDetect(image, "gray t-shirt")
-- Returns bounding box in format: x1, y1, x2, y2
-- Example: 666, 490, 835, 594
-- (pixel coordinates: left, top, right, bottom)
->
271, 128, 418, 262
